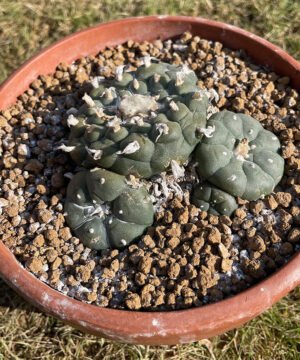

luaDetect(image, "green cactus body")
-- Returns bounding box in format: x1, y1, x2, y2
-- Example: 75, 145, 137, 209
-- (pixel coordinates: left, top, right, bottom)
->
192, 183, 238, 216
194, 110, 284, 201
64, 168, 154, 250
65, 61, 208, 178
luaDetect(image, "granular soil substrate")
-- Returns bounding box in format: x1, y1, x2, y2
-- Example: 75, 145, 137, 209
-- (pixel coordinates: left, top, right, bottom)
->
0, 32, 299, 311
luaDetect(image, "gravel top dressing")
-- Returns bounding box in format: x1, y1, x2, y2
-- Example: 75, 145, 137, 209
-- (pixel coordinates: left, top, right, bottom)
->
0, 32, 299, 311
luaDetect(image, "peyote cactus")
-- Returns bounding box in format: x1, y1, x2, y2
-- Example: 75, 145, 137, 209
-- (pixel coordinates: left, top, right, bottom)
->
194, 110, 284, 201
192, 183, 238, 216
64, 60, 208, 178
64, 168, 154, 250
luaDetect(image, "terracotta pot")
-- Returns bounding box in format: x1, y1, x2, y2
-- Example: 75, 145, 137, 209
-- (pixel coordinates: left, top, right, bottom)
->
0, 16, 299, 345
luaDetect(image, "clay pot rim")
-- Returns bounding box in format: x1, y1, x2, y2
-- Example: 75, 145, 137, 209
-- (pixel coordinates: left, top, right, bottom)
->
0, 15, 299, 345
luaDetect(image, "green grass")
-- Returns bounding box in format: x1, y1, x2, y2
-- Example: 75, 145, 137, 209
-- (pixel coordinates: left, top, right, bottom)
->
0, 0, 300, 358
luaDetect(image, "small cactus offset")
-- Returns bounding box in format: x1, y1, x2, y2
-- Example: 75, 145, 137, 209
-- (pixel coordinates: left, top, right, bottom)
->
192, 183, 238, 216
193, 110, 284, 202
64, 60, 208, 178
64, 168, 154, 250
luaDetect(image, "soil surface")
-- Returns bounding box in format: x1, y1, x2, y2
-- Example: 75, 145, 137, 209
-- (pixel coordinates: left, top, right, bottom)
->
0, 32, 299, 310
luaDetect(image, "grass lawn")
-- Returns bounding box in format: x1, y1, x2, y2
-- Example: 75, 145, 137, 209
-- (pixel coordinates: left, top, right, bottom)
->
0, 0, 300, 358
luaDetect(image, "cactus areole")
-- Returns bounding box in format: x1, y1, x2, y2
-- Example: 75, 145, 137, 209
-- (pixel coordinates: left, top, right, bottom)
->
194, 110, 285, 202
65, 60, 209, 178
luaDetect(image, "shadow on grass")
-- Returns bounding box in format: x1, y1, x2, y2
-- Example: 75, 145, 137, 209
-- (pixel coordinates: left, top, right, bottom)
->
0, 277, 38, 313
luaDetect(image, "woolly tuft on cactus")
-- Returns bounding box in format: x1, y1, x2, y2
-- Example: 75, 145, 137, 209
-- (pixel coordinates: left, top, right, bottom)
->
64, 60, 208, 178
64, 168, 154, 250
194, 110, 285, 201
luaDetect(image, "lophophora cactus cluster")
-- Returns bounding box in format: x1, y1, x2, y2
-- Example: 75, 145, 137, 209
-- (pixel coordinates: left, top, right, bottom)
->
62, 59, 285, 250
65, 59, 208, 178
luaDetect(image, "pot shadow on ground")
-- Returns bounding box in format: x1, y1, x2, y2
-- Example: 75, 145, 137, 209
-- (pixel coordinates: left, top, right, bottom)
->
0, 277, 38, 313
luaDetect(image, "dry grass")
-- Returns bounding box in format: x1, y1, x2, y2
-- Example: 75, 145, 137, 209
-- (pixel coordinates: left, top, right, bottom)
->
0, 278, 299, 359
0, 0, 299, 83
0, 0, 300, 359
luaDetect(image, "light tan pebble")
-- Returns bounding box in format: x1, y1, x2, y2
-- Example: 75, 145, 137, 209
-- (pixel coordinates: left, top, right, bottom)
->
51, 257, 62, 270
26, 257, 44, 274
86, 292, 98, 302
85, 260, 96, 272
207, 227, 221, 244
36, 184, 47, 195
167, 237, 180, 249
275, 192, 292, 208
102, 268, 115, 279
265, 195, 278, 210
33, 234, 45, 247
250, 201, 264, 215
46, 249, 58, 263
37, 209, 53, 223
6, 205, 19, 217
166, 293, 176, 306
265, 81, 275, 93
219, 215, 232, 226
62, 255, 74, 266
153, 292, 165, 307
177, 207, 189, 224
282, 142, 295, 158
50, 195, 61, 206
76, 266, 92, 283
248, 235, 266, 253
185, 264, 197, 279
191, 237, 205, 252
0, 115, 8, 127
142, 234, 156, 248
17, 144, 30, 156
0, 198, 9, 207
125, 293, 141, 310
49, 270, 61, 285
58, 227, 72, 241
277, 209, 293, 223
221, 258, 233, 273
168, 262, 181, 279
44, 229, 58, 240
218, 243, 230, 258
235, 208, 247, 219
164, 210, 173, 223
67, 275, 79, 287
207, 214, 218, 226
165, 223, 181, 238
138, 256, 152, 274
48, 237, 61, 248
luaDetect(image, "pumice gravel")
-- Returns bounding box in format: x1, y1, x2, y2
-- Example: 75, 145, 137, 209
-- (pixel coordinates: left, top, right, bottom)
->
0, 32, 299, 310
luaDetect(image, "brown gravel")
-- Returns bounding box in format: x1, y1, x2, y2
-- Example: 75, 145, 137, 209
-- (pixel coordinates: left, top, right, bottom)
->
0, 32, 299, 311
